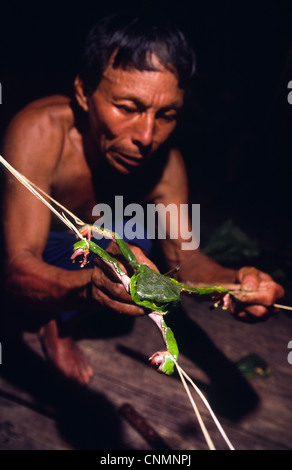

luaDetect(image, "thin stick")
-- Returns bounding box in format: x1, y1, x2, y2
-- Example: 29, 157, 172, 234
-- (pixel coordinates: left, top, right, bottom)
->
163, 266, 180, 277
175, 363, 216, 450
273, 303, 292, 311
22, 177, 86, 226
176, 364, 235, 450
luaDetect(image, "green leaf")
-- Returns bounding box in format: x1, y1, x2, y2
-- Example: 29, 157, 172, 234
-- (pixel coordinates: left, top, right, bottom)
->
235, 353, 273, 378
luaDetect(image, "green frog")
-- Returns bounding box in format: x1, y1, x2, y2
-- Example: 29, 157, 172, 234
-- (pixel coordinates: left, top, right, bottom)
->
72, 227, 228, 375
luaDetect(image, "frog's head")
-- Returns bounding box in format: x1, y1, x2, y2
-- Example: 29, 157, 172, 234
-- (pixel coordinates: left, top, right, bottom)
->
130, 265, 181, 313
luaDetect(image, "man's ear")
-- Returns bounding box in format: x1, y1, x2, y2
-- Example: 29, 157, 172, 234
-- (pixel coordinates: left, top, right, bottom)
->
74, 76, 89, 112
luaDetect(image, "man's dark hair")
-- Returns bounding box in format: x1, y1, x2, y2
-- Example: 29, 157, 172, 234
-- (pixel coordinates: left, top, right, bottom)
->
79, 13, 196, 95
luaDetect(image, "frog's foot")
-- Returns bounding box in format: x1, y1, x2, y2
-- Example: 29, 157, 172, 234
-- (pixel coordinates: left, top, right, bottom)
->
149, 350, 175, 375
212, 292, 230, 310
71, 246, 90, 268
39, 319, 94, 385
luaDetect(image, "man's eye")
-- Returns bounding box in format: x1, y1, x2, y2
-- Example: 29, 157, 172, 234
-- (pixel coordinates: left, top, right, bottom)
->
160, 114, 177, 122
116, 105, 136, 113
156, 110, 178, 122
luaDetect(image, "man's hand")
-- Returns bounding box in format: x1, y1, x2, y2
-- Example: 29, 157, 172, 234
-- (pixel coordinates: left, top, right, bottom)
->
228, 266, 285, 320
91, 241, 158, 316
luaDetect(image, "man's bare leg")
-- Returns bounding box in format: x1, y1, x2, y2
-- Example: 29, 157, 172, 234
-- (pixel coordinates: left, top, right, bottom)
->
39, 319, 94, 384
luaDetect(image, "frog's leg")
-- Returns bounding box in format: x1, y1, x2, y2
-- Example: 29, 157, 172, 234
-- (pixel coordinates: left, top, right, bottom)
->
148, 311, 179, 375
113, 233, 141, 270
71, 239, 131, 292
168, 278, 230, 307
169, 278, 229, 296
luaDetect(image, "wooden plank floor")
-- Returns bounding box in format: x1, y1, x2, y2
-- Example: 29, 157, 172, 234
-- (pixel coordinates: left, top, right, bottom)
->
0, 296, 292, 451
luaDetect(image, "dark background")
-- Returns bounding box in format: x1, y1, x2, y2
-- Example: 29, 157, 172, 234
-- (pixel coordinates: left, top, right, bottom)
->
0, 0, 291, 284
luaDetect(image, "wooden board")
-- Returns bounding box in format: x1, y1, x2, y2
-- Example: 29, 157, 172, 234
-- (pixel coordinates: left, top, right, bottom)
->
0, 297, 292, 450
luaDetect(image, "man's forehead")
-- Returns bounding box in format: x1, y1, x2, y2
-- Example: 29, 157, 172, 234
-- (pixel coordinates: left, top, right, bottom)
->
101, 64, 180, 92
102, 51, 179, 85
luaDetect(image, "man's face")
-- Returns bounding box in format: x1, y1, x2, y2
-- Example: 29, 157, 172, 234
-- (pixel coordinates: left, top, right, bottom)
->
83, 58, 184, 174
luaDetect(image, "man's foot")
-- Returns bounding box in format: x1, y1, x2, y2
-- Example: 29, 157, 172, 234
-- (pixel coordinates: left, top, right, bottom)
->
39, 319, 94, 385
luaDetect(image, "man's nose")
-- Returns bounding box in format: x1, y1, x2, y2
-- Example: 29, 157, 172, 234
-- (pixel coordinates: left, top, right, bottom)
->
132, 113, 155, 149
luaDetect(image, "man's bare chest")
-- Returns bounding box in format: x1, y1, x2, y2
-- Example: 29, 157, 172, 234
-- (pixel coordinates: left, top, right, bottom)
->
51, 147, 165, 227
51, 157, 97, 222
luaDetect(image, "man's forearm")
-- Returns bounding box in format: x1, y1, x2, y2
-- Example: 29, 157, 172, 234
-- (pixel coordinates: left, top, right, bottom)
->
4, 252, 93, 315
165, 246, 237, 284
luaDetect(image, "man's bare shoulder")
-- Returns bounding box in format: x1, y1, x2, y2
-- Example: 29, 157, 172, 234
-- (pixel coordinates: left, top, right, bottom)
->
5, 95, 73, 136
24, 94, 71, 110
3, 95, 75, 172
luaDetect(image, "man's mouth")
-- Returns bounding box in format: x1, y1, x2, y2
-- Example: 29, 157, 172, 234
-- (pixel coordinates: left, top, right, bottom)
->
113, 150, 145, 167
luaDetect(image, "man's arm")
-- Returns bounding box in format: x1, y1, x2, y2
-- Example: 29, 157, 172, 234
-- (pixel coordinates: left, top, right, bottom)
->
2, 106, 94, 316
151, 148, 285, 318
148, 148, 231, 279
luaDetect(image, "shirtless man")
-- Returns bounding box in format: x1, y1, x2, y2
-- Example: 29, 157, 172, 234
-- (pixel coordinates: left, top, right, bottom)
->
2, 14, 284, 384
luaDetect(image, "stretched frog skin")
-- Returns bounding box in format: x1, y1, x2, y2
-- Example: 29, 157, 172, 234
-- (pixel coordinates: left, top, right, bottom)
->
72, 227, 228, 375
